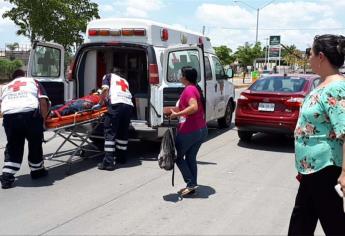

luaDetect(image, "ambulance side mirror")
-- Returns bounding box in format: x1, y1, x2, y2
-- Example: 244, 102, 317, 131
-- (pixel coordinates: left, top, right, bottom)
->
226, 68, 234, 79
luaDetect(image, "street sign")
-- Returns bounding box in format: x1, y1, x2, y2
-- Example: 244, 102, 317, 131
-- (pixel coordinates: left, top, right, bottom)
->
269, 36, 281, 46
269, 47, 280, 58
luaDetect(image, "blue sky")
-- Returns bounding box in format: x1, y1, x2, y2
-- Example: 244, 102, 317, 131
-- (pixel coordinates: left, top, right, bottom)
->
1, 0, 345, 51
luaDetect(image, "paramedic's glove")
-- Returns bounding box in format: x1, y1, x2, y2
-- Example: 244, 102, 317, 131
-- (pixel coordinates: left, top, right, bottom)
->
92, 104, 102, 110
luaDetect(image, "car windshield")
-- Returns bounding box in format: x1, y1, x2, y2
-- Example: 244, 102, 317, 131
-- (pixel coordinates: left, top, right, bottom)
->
250, 76, 307, 92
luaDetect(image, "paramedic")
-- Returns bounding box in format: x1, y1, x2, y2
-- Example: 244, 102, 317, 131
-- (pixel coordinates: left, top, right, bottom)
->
0, 69, 49, 189
97, 68, 133, 171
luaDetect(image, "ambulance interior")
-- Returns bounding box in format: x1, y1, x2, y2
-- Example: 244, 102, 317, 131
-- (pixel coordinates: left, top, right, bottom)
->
77, 47, 148, 120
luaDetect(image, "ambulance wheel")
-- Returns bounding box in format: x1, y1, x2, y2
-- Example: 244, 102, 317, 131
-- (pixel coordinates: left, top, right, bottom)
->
238, 130, 253, 142
89, 137, 104, 150
218, 101, 233, 128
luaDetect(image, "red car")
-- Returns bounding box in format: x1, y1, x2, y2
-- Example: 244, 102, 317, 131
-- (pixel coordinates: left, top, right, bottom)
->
235, 74, 320, 141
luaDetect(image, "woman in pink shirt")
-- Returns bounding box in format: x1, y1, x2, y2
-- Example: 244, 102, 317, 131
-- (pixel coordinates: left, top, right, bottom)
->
170, 66, 208, 196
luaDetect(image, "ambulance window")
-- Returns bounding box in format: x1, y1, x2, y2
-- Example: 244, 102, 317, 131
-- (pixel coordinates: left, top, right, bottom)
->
167, 50, 201, 83
212, 56, 225, 80
204, 56, 212, 81
31, 46, 61, 77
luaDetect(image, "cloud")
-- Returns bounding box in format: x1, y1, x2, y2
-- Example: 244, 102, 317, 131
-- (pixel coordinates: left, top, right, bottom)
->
195, 1, 345, 50
99, 4, 114, 12
101, 0, 164, 18
0, 5, 13, 26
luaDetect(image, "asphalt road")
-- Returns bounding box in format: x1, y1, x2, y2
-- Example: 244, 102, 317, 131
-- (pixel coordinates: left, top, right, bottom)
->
0, 89, 323, 235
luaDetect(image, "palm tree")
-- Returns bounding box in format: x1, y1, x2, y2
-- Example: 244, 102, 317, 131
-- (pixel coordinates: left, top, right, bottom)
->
6, 42, 19, 60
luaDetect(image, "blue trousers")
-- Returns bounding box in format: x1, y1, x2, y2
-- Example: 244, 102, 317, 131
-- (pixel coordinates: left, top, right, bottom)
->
175, 127, 207, 188
103, 103, 133, 165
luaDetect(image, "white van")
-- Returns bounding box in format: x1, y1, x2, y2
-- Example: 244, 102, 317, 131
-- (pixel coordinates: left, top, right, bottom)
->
27, 18, 236, 140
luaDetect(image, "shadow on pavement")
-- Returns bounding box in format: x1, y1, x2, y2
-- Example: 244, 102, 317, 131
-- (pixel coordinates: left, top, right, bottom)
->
162, 185, 216, 203
237, 133, 294, 154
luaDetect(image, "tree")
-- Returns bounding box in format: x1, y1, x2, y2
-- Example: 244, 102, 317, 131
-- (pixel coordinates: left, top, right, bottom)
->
235, 42, 263, 68
0, 58, 23, 81
214, 45, 236, 66
6, 42, 19, 60
2, 0, 99, 52
281, 44, 309, 72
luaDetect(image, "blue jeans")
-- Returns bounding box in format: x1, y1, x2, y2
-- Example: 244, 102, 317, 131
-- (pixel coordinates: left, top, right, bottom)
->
175, 127, 208, 188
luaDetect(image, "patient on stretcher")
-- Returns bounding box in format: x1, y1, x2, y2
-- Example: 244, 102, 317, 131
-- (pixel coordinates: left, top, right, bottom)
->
49, 93, 101, 118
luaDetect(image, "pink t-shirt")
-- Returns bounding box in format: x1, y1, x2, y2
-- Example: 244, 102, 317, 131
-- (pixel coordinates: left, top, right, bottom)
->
177, 85, 206, 134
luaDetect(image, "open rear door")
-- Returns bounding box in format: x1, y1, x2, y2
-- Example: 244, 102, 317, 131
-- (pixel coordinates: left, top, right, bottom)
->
158, 45, 205, 126
27, 41, 66, 105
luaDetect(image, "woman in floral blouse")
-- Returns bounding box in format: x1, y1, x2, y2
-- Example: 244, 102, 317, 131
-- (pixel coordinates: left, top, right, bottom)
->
288, 35, 345, 235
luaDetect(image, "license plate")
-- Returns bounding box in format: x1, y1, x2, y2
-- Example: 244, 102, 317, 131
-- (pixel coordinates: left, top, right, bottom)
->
258, 103, 275, 111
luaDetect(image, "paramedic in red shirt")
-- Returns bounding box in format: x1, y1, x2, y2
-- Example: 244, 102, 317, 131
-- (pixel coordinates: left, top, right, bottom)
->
0, 69, 49, 189
97, 68, 133, 171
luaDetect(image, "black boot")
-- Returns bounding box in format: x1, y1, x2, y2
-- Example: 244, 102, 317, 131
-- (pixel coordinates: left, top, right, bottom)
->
30, 168, 48, 179
97, 162, 115, 171
1, 173, 15, 189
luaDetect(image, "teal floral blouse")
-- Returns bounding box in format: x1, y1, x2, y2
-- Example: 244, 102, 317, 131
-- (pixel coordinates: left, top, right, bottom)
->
295, 80, 345, 174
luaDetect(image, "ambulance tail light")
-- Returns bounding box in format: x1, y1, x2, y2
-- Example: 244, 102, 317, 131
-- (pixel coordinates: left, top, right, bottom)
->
133, 28, 146, 36
121, 28, 146, 36
149, 64, 159, 85
161, 28, 168, 41
109, 30, 121, 36
88, 29, 98, 36
98, 29, 110, 36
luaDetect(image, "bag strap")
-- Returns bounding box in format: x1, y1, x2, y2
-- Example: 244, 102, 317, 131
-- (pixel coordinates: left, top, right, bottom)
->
172, 164, 175, 186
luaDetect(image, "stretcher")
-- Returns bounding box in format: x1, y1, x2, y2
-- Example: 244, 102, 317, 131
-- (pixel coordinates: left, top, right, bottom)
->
44, 107, 107, 173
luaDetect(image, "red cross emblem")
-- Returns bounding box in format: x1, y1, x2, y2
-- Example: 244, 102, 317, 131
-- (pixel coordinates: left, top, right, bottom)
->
9, 81, 27, 92
116, 79, 128, 92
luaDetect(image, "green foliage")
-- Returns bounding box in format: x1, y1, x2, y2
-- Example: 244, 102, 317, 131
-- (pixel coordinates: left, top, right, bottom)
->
0, 59, 23, 81
2, 0, 100, 52
235, 42, 263, 68
281, 43, 309, 69
214, 45, 236, 65
6, 42, 19, 51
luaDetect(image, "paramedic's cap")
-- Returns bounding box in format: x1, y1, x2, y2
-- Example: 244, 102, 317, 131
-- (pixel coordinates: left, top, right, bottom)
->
112, 67, 125, 77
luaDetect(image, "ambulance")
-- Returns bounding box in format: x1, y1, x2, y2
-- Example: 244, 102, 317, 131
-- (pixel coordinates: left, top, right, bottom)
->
27, 18, 236, 140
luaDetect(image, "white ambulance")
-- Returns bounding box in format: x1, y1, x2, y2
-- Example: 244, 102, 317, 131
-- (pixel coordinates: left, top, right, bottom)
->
27, 18, 236, 140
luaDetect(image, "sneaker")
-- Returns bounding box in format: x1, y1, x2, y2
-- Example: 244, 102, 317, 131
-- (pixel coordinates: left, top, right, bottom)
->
30, 168, 48, 179
97, 162, 115, 171
1, 173, 15, 189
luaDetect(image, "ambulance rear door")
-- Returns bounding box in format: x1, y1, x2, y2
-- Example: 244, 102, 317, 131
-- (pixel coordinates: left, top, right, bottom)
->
27, 41, 67, 105
161, 45, 205, 125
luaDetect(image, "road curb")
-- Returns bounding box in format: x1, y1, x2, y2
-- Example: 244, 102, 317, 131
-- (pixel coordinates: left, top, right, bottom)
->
234, 84, 250, 89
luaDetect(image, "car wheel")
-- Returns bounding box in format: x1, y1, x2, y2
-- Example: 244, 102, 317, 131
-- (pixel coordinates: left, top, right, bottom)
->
238, 130, 253, 142
218, 101, 234, 128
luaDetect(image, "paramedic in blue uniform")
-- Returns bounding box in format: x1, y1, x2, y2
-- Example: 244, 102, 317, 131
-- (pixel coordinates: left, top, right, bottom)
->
0, 69, 49, 189
97, 68, 133, 171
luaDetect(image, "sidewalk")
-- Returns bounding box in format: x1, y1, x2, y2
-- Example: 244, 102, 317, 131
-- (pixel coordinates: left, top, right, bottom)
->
232, 76, 253, 89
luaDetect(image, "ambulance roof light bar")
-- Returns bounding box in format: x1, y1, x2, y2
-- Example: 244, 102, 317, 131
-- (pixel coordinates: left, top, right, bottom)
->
88, 28, 146, 37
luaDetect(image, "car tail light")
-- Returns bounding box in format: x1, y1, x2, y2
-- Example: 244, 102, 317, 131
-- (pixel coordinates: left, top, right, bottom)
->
149, 64, 159, 85
285, 97, 304, 107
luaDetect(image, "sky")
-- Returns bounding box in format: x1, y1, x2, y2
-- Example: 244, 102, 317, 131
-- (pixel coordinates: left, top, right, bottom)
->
0, 0, 345, 51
